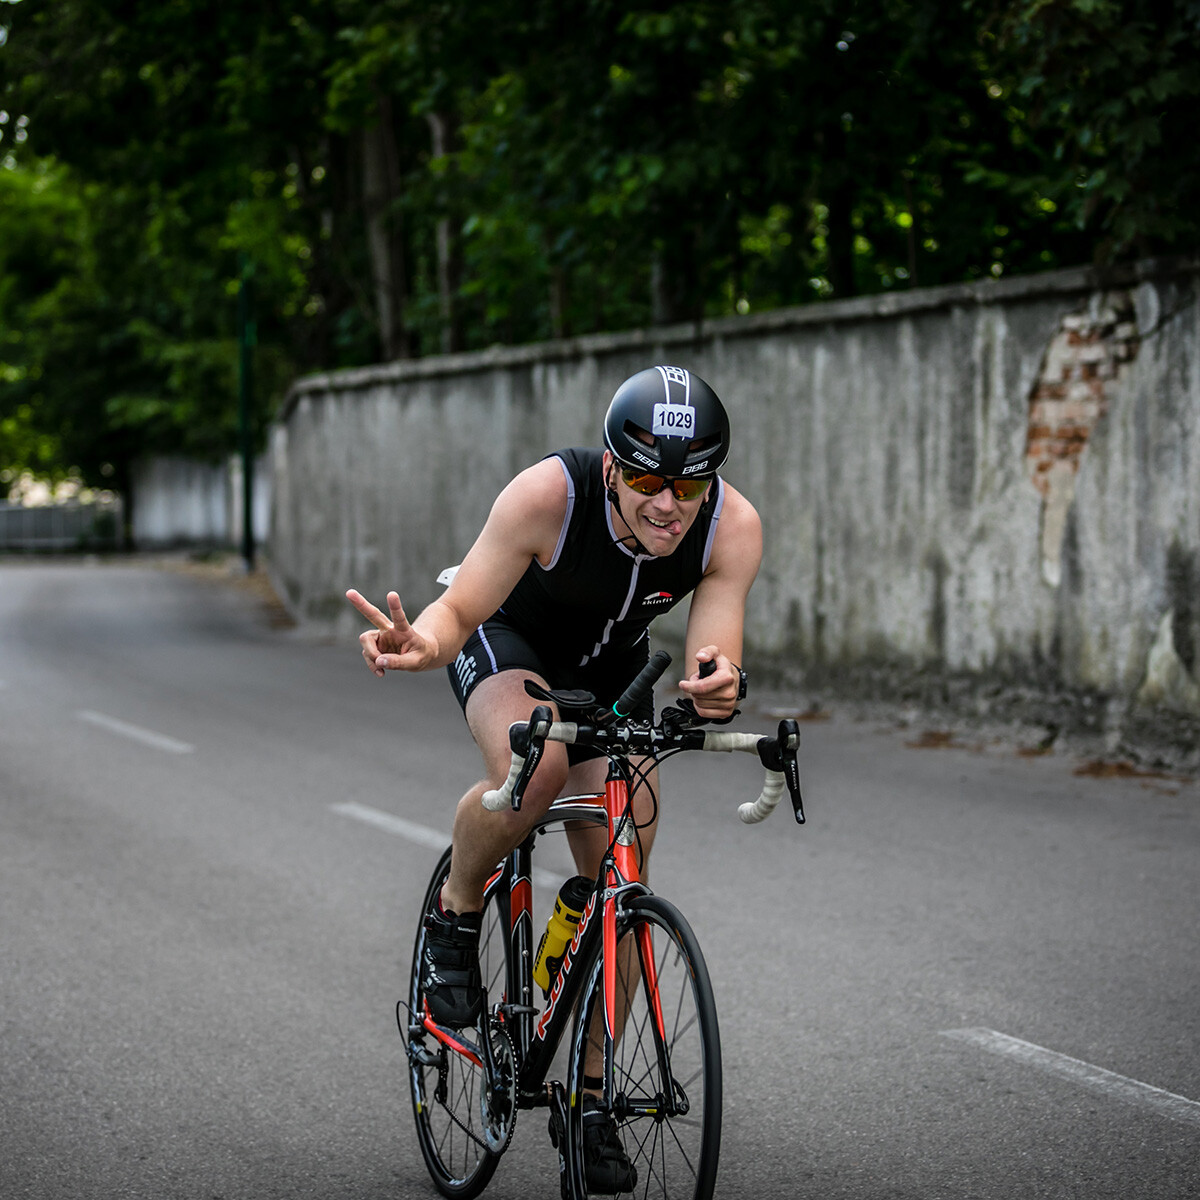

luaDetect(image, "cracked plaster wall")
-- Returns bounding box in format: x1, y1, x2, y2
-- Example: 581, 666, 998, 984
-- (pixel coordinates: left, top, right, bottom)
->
271, 261, 1200, 717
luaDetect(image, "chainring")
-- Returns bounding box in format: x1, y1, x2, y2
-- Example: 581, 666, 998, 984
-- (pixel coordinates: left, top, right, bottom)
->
479, 1023, 518, 1154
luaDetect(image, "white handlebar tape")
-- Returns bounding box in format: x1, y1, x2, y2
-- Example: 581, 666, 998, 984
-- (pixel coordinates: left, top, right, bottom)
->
482, 754, 526, 811
738, 771, 785, 824
702, 731, 787, 823
700, 731, 762, 753
480, 724, 578, 811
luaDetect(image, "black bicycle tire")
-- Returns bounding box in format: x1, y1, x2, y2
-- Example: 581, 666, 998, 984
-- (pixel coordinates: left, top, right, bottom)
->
565, 893, 723, 1200
407, 847, 507, 1199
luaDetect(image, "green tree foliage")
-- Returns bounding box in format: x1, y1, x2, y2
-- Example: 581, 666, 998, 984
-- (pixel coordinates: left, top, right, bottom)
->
977, 0, 1200, 260
1, 0, 1196, 495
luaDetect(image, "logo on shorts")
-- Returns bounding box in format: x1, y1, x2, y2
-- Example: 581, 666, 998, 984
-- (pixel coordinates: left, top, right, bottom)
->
455, 652, 477, 692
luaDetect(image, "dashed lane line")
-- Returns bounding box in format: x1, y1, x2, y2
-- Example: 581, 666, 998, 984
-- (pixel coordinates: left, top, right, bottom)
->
941, 1027, 1200, 1128
76, 709, 195, 755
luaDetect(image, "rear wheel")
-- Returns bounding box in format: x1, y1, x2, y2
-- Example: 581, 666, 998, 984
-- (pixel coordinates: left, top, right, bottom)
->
566, 894, 722, 1199
406, 848, 512, 1198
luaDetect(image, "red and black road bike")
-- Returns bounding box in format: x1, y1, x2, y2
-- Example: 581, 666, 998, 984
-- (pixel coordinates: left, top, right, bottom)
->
399, 651, 805, 1200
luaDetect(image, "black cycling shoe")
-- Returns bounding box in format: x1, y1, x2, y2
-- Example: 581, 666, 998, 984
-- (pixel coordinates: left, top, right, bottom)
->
580, 1095, 637, 1194
421, 896, 482, 1028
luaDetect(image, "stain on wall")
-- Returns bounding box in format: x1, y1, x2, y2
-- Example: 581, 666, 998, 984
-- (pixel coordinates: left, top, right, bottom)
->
1025, 293, 1141, 586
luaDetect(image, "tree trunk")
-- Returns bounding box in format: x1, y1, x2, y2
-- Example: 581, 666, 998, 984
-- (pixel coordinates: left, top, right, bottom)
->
362, 96, 412, 360
650, 247, 671, 325
426, 110, 463, 354
824, 127, 857, 299
549, 264, 569, 339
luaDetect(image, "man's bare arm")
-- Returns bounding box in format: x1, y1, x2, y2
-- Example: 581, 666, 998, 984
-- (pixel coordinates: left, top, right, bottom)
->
676, 483, 763, 716
347, 457, 569, 675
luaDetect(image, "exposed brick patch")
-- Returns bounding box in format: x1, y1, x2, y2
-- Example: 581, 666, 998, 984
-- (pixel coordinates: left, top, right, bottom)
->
1026, 293, 1141, 586
1026, 294, 1141, 495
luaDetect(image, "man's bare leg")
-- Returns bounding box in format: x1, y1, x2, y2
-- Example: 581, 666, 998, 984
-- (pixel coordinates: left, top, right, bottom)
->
440, 670, 570, 915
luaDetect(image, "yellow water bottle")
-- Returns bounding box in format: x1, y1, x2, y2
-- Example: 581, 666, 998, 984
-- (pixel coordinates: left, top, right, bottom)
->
533, 875, 592, 997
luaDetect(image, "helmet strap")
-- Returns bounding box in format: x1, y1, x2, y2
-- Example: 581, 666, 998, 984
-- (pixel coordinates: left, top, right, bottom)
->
604, 464, 650, 556
604, 464, 620, 507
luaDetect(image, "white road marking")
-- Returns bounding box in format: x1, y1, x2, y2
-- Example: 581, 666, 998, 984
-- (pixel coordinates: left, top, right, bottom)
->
331, 800, 563, 890
941, 1027, 1200, 1127
76, 709, 195, 755
332, 801, 451, 852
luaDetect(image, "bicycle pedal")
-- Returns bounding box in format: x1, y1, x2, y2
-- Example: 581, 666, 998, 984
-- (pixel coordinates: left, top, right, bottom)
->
547, 1081, 567, 1148
547, 1082, 569, 1199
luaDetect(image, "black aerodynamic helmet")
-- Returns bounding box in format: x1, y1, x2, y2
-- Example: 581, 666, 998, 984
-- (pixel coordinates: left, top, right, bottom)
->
603, 366, 731, 477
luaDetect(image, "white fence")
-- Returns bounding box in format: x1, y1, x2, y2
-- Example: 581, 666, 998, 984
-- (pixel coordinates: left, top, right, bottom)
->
0, 497, 123, 551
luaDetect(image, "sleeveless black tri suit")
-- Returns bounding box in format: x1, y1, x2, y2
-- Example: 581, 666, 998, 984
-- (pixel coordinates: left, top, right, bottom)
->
447, 447, 725, 758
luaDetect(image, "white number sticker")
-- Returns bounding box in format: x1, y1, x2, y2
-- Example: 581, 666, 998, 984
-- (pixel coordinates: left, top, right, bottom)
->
652, 403, 696, 439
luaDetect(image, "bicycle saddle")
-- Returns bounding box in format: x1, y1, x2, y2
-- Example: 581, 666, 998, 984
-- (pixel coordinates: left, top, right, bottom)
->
523, 680, 596, 710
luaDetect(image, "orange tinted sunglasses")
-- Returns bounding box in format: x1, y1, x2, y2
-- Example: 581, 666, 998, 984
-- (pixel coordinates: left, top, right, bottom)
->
620, 466, 712, 502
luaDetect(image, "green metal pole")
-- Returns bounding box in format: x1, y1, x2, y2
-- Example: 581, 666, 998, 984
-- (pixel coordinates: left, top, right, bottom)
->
237, 254, 256, 571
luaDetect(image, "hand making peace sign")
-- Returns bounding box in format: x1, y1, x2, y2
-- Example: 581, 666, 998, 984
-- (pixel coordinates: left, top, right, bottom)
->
345, 589, 437, 676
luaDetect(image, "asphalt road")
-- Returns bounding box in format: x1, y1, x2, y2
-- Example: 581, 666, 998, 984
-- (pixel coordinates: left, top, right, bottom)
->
2, 560, 1197, 1199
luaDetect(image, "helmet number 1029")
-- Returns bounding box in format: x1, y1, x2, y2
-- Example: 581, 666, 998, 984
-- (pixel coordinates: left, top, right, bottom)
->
652, 403, 696, 440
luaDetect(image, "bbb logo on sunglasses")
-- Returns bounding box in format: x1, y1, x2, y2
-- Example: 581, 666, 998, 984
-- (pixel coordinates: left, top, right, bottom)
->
652, 402, 696, 440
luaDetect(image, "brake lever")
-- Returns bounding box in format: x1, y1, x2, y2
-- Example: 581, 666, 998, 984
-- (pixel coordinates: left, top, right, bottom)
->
757, 718, 804, 823
503, 703, 553, 812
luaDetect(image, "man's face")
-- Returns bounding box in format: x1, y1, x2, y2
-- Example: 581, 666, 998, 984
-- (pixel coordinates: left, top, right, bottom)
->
602, 449, 711, 557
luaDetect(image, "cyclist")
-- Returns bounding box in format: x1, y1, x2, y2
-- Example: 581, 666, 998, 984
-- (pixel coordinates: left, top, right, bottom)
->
348, 365, 761, 1191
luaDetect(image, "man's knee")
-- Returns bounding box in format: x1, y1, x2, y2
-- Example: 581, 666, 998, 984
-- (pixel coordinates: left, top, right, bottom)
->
519, 751, 570, 813
474, 745, 568, 837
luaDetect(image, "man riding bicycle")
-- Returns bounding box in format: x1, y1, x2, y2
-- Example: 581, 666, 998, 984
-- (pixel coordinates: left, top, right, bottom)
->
348, 365, 761, 1192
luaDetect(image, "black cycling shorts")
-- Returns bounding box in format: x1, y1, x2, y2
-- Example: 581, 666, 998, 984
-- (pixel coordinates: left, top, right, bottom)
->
446, 616, 653, 764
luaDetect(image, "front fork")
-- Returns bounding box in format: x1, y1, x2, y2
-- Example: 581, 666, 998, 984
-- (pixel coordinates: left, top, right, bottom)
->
596, 766, 678, 1118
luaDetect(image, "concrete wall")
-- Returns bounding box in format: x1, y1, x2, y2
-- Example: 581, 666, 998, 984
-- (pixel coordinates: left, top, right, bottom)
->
270, 259, 1200, 723
131, 456, 270, 550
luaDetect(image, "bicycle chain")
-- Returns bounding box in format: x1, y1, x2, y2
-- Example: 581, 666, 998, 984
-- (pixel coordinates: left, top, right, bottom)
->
433, 1023, 518, 1156
439, 1095, 491, 1152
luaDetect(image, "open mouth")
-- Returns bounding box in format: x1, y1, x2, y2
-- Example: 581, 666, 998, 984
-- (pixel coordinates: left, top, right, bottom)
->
644, 515, 681, 535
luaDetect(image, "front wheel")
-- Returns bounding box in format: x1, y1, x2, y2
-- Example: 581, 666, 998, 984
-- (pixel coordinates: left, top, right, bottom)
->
406, 847, 511, 1199
566, 894, 722, 1199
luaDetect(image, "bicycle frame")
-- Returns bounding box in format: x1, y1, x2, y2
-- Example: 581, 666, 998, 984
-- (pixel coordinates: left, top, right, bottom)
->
425, 756, 664, 1115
